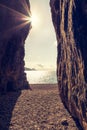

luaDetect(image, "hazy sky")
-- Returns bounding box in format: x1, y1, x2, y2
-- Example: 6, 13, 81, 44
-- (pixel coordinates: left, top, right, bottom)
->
25, 0, 57, 70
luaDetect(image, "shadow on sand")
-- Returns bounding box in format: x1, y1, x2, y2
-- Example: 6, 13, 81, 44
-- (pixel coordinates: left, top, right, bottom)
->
0, 91, 21, 130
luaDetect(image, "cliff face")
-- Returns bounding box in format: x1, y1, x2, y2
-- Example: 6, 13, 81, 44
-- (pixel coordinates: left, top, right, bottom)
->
50, 0, 87, 129
0, 0, 31, 93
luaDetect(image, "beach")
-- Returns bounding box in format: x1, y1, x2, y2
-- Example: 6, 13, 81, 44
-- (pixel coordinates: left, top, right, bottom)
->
0, 84, 81, 130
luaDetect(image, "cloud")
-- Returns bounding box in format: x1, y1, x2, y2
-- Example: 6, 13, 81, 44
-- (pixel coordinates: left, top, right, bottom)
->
25, 61, 56, 71
37, 64, 44, 68
25, 63, 45, 70
25, 67, 36, 71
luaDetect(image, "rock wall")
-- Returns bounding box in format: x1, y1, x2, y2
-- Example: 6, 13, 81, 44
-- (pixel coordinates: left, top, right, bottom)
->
0, 0, 31, 93
50, 0, 87, 129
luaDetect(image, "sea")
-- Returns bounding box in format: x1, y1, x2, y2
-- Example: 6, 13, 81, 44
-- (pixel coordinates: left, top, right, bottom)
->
25, 70, 57, 84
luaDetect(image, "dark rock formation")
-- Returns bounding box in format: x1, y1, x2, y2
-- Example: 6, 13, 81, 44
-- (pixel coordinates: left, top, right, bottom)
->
0, 0, 31, 93
50, 0, 87, 129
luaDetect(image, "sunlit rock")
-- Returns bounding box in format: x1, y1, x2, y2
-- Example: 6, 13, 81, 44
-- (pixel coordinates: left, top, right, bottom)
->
50, 0, 87, 129
0, 0, 31, 93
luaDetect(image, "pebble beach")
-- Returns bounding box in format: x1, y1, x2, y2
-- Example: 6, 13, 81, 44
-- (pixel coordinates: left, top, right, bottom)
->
0, 84, 82, 130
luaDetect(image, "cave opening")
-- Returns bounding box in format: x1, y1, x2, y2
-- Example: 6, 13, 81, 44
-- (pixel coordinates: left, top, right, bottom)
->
24, 0, 57, 84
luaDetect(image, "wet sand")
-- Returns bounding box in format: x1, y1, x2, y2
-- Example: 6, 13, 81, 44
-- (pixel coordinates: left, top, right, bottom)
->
0, 84, 81, 130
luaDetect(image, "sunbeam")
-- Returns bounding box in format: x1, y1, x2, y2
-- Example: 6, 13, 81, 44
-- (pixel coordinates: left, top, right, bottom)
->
0, 2, 32, 36
19, 0, 30, 16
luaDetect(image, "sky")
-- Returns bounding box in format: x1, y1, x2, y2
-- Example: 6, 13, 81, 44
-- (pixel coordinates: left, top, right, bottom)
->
25, 0, 57, 70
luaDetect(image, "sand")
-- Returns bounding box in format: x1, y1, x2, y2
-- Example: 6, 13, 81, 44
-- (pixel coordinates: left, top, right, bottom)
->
0, 84, 82, 130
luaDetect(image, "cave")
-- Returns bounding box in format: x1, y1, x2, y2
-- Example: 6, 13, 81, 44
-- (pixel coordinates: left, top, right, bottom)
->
0, 0, 87, 129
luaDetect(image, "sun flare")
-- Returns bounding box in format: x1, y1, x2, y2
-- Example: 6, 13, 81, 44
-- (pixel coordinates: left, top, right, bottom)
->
30, 13, 40, 27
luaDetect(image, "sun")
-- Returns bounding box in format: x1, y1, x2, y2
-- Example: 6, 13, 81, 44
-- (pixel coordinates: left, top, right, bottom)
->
30, 13, 40, 27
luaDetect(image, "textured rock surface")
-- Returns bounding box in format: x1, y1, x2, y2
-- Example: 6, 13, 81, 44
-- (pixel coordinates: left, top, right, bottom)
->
50, 0, 87, 129
0, 0, 31, 93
